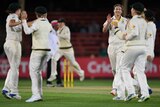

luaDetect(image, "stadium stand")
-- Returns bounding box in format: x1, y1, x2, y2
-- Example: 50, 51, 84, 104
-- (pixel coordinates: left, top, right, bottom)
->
0, 12, 160, 57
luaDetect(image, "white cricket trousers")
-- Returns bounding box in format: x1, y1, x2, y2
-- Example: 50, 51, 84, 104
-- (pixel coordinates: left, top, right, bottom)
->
132, 54, 152, 88
112, 51, 125, 98
29, 50, 49, 97
3, 40, 21, 94
132, 56, 150, 97
51, 48, 83, 77
119, 46, 148, 95
108, 44, 125, 98
107, 44, 124, 73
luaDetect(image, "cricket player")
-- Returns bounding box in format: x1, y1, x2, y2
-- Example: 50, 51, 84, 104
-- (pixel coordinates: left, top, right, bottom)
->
114, 2, 149, 102
47, 20, 62, 85
132, 9, 157, 97
2, 2, 22, 100
48, 18, 85, 82
48, 20, 60, 59
144, 9, 157, 70
102, 4, 128, 100
21, 6, 52, 102
143, 9, 156, 95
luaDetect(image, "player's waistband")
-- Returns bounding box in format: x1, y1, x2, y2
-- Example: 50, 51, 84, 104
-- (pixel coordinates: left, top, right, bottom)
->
32, 49, 51, 51
59, 46, 72, 49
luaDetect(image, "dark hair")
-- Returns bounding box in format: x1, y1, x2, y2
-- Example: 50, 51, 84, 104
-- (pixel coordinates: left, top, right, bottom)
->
126, 14, 132, 19
35, 6, 47, 15
131, 2, 144, 14
58, 18, 65, 23
7, 2, 21, 13
144, 9, 155, 22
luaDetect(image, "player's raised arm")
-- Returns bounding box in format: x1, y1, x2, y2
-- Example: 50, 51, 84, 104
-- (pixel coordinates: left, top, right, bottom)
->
102, 14, 112, 33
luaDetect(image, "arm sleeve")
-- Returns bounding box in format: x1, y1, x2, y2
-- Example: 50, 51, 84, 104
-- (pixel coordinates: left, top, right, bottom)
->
11, 24, 22, 32
146, 25, 155, 56
58, 27, 70, 39
146, 36, 154, 56
103, 20, 112, 32
48, 30, 59, 56
146, 25, 154, 39
22, 20, 38, 35
10, 16, 22, 32
125, 21, 138, 40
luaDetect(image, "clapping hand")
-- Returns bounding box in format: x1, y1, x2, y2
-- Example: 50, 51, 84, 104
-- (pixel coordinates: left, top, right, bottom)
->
106, 14, 112, 23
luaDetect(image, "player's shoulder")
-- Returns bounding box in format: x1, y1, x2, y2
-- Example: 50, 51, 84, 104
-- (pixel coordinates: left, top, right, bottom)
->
147, 22, 157, 30
121, 17, 128, 23
7, 14, 18, 20
121, 16, 127, 19
64, 25, 69, 28
130, 17, 137, 23
64, 25, 70, 30
148, 21, 156, 26
33, 18, 39, 23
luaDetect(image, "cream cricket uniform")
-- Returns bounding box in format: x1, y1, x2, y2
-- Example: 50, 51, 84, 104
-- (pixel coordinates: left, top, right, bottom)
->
48, 29, 59, 58
132, 21, 157, 89
103, 16, 127, 98
133, 21, 157, 75
3, 13, 22, 94
116, 15, 149, 96
48, 29, 59, 76
22, 18, 52, 97
143, 22, 157, 79
146, 22, 157, 62
52, 25, 84, 77
104, 16, 127, 73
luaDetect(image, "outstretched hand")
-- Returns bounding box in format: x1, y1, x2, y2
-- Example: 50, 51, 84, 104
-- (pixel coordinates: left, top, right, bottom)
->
106, 14, 112, 23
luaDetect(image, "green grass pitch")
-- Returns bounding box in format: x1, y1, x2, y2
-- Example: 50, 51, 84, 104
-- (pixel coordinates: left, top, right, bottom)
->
0, 79, 159, 107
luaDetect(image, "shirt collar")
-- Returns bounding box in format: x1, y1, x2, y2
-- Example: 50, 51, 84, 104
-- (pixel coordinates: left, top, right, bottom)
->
112, 16, 123, 22
132, 15, 142, 19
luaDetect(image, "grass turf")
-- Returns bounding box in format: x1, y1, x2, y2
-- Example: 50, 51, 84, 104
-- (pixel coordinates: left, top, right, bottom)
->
0, 79, 159, 107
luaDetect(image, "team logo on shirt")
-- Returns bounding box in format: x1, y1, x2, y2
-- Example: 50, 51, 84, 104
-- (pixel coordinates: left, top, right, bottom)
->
128, 22, 135, 29
130, 23, 135, 29
121, 19, 124, 23
132, 24, 135, 28
148, 33, 152, 37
